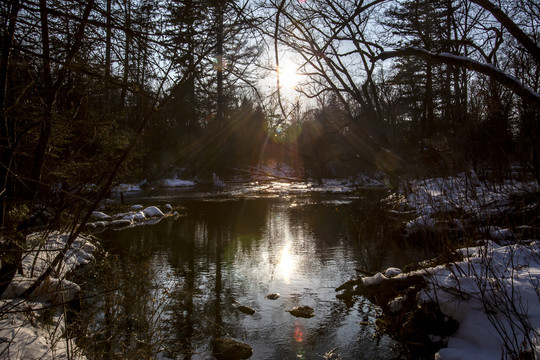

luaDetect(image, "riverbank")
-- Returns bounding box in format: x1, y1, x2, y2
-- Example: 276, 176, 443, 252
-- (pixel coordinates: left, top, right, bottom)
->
3, 173, 538, 359
338, 172, 540, 359
0, 202, 177, 359
0, 232, 96, 359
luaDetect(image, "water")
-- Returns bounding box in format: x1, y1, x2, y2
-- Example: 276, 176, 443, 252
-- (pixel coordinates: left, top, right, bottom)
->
76, 190, 430, 359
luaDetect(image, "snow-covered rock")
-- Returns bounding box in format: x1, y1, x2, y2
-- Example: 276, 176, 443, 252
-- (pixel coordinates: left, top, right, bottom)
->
91, 211, 110, 220
121, 211, 145, 222
109, 219, 132, 228
388, 295, 407, 313
143, 206, 165, 217
487, 226, 514, 242
384, 267, 402, 277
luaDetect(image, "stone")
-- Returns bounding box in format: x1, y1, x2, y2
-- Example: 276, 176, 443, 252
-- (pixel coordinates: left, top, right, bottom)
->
236, 305, 255, 315
212, 337, 252, 360
287, 305, 315, 318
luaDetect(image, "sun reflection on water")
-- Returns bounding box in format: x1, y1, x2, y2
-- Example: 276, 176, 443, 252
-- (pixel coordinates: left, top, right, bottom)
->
276, 242, 295, 283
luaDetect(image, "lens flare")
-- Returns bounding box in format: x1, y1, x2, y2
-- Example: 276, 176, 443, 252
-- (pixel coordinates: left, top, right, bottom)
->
294, 322, 304, 342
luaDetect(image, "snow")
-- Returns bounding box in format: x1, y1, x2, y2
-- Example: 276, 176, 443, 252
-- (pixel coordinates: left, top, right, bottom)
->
395, 172, 538, 237
487, 226, 514, 241
388, 295, 407, 313
122, 210, 146, 221
161, 178, 195, 187
0, 307, 85, 359
86, 205, 174, 232
91, 211, 110, 220
393, 174, 540, 359
362, 272, 387, 286
384, 267, 402, 277
143, 206, 165, 217
0, 232, 95, 359
417, 240, 540, 360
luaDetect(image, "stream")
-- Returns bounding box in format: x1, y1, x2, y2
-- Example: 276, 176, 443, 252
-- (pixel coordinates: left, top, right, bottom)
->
75, 186, 432, 359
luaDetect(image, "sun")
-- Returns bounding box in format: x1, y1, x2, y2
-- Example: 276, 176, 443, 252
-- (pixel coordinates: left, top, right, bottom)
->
277, 62, 301, 91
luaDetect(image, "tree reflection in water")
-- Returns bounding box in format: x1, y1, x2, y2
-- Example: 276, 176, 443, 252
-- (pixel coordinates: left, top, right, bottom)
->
75, 195, 429, 359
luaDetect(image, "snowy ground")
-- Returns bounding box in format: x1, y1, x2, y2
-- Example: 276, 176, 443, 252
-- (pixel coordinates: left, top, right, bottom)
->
423, 240, 540, 360
375, 173, 540, 359
0, 232, 96, 360
391, 172, 538, 239
0, 202, 176, 359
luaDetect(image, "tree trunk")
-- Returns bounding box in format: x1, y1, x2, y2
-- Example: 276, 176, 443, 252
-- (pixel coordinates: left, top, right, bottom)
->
0, 0, 21, 220
29, 0, 95, 199
28, 0, 55, 200
104, 0, 112, 114
120, 0, 131, 112
216, 1, 224, 125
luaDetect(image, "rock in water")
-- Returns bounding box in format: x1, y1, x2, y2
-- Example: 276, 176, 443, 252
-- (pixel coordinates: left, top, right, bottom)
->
287, 305, 315, 318
265, 293, 280, 300
143, 206, 164, 217
236, 305, 256, 315
212, 337, 253, 360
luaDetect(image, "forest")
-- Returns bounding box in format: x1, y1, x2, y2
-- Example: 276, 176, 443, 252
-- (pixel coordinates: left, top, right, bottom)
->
0, 0, 539, 358
1, 0, 539, 223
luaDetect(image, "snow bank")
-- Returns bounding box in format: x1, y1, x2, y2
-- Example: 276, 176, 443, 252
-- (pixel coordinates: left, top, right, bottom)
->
0, 305, 85, 359
384, 174, 540, 358
0, 232, 95, 359
394, 172, 538, 237
418, 241, 540, 360
18, 232, 95, 289
161, 178, 195, 187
